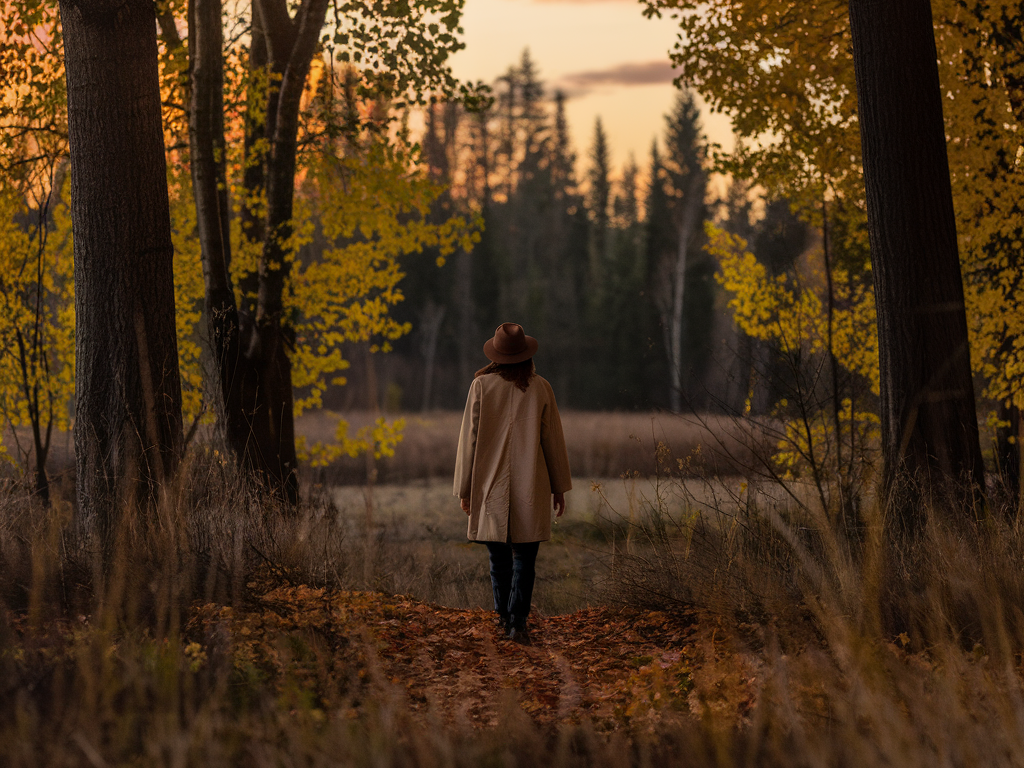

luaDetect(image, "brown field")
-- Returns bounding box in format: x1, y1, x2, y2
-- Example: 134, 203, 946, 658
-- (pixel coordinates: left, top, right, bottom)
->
327, 472, 751, 618
297, 409, 761, 485
5, 410, 761, 488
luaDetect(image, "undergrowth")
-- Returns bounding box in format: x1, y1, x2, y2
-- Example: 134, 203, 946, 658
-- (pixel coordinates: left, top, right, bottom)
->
3, 441, 1024, 765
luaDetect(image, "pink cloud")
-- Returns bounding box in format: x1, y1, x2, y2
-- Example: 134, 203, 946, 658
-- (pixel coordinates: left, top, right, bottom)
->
556, 60, 677, 96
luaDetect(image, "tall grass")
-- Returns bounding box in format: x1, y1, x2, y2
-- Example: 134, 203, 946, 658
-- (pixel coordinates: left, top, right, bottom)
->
5, 437, 1024, 765
598, 446, 1024, 766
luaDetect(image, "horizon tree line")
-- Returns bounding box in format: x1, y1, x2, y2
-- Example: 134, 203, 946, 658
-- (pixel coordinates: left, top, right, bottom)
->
373, 49, 796, 417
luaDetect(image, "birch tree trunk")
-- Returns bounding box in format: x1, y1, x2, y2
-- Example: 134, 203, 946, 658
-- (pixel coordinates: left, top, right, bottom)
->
666, 171, 706, 413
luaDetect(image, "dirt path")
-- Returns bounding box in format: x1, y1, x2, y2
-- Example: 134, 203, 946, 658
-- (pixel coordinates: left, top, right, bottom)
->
189, 583, 757, 731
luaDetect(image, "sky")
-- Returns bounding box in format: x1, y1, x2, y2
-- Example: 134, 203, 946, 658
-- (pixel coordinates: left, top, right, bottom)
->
447, 0, 734, 177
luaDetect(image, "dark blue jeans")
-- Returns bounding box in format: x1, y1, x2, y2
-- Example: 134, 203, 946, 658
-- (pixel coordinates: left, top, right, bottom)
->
484, 541, 540, 630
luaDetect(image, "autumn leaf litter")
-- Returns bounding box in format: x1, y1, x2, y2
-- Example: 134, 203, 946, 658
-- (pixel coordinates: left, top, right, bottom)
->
187, 578, 758, 731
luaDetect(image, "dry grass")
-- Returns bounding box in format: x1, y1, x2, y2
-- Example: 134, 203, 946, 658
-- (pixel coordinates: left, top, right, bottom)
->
3, 409, 760, 486
5, 441, 1024, 765
297, 409, 760, 484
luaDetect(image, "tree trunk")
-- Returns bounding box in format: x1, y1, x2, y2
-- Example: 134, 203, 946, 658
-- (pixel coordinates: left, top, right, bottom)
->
455, 246, 474, 385
848, 0, 985, 529
419, 301, 446, 411
227, 0, 329, 504
188, 0, 327, 504
60, 0, 183, 539
189, 0, 258, 472
666, 171, 705, 413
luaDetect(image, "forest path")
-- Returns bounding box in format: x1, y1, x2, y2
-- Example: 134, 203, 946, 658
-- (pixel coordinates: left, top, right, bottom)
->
189, 582, 757, 731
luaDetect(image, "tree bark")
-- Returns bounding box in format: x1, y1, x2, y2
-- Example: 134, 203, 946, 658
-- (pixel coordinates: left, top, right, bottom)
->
455, 246, 474, 385
216, 0, 327, 504
60, 0, 183, 538
848, 0, 985, 528
419, 300, 446, 411
188, 0, 327, 503
666, 171, 705, 413
189, 0, 256, 469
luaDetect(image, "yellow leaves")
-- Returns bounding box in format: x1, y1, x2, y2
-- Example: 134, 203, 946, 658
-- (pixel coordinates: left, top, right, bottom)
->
708, 223, 879, 394
0, 181, 75, 455
286, 139, 478, 422
168, 166, 209, 426
708, 222, 880, 481
710, 225, 813, 346
184, 641, 207, 673
297, 415, 406, 467
773, 403, 880, 480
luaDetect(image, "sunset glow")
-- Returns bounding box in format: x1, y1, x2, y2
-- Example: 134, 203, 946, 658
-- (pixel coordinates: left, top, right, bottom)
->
449, 0, 734, 173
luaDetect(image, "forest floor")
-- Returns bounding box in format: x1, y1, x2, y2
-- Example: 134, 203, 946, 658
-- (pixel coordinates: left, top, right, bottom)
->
187, 576, 758, 733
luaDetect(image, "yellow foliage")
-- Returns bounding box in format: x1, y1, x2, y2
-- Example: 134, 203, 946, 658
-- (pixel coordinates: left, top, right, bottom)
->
296, 415, 406, 467
708, 224, 878, 394
771, 400, 880, 483
654, 0, 1024, 433
934, 1, 1024, 414
284, 140, 478, 462
708, 222, 880, 480
0, 182, 75, 464
167, 165, 209, 427
0, 1, 479, 474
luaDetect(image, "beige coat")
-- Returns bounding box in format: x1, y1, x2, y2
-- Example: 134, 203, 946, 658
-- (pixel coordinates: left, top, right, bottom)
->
454, 373, 572, 543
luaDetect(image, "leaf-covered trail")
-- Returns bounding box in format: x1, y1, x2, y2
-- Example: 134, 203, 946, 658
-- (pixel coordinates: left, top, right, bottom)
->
190, 584, 757, 730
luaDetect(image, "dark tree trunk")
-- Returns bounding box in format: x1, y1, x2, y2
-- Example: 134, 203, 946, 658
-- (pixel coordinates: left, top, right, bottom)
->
848, 0, 985, 530
239, 11, 267, 306
455, 246, 474, 385
60, 0, 183, 539
238, 0, 329, 503
188, 0, 252, 467
232, 12, 292, 491
187, 0, 327, 504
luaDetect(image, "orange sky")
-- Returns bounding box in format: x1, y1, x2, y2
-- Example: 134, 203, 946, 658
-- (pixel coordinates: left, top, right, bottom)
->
448, 0, 734, 178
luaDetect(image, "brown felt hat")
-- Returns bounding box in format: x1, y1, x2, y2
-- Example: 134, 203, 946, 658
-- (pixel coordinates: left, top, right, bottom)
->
483, 322, 538, 364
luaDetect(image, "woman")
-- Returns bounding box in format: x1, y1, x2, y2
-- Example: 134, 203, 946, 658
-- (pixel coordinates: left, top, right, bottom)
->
454, 323, 572, 645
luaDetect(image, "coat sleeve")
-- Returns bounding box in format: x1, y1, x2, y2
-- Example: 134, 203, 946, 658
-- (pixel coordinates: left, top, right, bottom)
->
454, 379, 481, 499
540, 384, 572, 494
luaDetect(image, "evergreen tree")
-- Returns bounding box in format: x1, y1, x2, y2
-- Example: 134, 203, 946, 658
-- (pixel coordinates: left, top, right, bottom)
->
644, 140, 674, 408
471, 51, 591, 404
573, 118, 614, 406
586, 118, 612, 298
541, 91, 587, 404
605, 156, 656, 407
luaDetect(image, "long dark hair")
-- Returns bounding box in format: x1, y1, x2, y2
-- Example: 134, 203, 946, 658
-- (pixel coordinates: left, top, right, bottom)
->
475, 358, 535, 392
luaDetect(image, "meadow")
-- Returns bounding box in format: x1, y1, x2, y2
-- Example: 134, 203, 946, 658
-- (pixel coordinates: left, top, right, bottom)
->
3, 411, 1024, 766
296, 409, 760, 484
